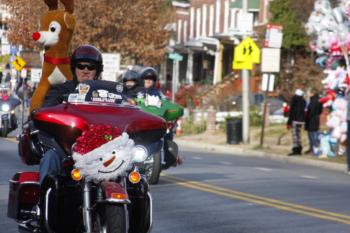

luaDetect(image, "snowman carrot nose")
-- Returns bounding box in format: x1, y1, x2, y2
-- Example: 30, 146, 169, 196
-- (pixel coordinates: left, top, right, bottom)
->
103, 156, 116, 167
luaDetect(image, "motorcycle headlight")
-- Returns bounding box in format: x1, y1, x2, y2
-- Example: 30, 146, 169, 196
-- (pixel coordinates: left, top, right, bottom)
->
2, 103, 10, 112
132, 145, 148, 163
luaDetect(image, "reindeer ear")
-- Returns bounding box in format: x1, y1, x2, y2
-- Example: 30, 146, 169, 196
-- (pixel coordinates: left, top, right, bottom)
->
44, 0, 58, 10
64, 13, 76, 30
60, 0, 74, 13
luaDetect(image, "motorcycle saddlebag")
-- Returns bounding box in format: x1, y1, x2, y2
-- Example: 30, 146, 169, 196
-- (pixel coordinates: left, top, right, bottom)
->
7, 172, 40, 220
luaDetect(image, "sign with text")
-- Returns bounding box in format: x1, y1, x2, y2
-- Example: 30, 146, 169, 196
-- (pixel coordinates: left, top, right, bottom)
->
261, 48, 281, 73
102, 53, 121, 82
264, 24, 283, 48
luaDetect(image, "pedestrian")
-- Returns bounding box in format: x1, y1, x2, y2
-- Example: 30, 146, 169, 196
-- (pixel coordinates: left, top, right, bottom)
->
287, 89, 306, 156
5, 72, 11, 83
304, 88, 323, 156
0, 67, 3, 84
40, 44, 105, 183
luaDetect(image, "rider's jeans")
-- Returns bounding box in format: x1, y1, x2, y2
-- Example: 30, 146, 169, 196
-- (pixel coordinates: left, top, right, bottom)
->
39, 149, 63, 184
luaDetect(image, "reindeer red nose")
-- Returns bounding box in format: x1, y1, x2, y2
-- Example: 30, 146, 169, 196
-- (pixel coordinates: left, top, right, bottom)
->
32, 32, 41, 41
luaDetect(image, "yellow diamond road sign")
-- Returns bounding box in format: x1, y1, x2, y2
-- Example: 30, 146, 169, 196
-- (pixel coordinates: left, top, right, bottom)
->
12, 56, 26, 71
234, 37, 260, 64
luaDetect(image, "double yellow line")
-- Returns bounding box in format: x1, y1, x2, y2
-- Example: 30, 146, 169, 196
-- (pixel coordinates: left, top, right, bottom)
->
162, 174, 350, 225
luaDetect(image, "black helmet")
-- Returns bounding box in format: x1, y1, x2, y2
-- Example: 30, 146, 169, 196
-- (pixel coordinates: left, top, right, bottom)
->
122, 70, 140, 83
139, 67, 158, 82
71, 45, 104, 82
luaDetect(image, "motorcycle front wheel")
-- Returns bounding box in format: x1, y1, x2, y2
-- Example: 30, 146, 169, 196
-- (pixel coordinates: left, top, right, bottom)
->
93, 204, 127, 233
145, 151, 161, 185
1, 120, 8, 137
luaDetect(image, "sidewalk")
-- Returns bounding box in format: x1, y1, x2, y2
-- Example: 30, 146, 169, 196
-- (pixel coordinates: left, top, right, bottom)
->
174, 128, 348, 173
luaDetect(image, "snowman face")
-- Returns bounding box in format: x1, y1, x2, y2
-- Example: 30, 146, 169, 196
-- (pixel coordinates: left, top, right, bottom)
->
73, 133, 135, 180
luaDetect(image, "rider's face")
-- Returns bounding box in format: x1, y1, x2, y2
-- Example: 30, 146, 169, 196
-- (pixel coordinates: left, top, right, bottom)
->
75, 62, 97, 83
144, 79, 154, 89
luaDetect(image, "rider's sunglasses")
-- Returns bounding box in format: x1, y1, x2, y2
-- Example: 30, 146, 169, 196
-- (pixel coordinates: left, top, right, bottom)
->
76, 63, 97, 71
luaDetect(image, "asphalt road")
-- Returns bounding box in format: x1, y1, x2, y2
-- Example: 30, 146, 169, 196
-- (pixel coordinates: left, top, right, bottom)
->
1, 137, 350, 233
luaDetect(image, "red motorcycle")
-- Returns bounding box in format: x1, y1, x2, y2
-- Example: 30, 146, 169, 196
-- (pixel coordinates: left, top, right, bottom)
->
7, 80, 166, 233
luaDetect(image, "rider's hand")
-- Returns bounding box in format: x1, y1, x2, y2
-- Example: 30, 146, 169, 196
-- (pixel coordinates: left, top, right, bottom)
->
286, 124, 291, 130
127, 99, 136, 105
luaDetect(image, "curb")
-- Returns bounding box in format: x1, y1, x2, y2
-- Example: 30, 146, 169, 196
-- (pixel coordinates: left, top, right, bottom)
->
175, 139, 347, 173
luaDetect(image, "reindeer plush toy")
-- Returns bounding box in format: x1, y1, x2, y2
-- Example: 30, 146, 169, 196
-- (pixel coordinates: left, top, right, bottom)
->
30, 0, 75, 112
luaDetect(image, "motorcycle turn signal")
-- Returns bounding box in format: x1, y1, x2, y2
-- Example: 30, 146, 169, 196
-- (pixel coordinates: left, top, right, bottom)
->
128, 171, 141, 184
71, 168, 82, 181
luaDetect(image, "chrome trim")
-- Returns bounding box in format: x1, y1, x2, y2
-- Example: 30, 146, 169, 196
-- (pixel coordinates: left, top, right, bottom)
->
124, 204, 129, 233
45, 188, 53, 233
102, 198, 131, 204
83, 181, 92, 233
147, 192, 153, 233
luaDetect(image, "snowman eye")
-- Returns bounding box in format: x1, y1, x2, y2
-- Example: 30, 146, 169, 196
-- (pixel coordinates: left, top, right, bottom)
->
99, 158, 103, 161
112, 151, 116, 155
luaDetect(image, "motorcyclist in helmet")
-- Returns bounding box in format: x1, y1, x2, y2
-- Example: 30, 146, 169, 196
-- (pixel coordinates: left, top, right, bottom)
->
39, 45, 105, 184
43, 44, 104, 107
139, 67, 162, 98
122, 69, 144, 101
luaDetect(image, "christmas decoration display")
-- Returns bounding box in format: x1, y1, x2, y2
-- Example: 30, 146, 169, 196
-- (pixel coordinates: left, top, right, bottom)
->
30, 0, 75, 112
72, 125, 137, 181
305, 0, 350, 156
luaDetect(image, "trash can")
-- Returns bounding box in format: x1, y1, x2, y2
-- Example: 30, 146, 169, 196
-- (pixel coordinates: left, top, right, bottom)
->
226, 117, 242, 144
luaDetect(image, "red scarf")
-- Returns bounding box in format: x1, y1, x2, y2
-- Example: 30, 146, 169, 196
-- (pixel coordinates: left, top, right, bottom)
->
44, 54, 70, 65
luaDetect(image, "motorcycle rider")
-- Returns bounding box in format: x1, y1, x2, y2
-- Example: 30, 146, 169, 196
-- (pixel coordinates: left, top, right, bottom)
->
122, 69, 144, 104
39, 44, 104, 183
139, 67, 183, 165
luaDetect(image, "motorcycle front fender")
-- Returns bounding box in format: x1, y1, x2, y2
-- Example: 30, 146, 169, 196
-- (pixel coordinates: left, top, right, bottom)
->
100, 181, 131, 204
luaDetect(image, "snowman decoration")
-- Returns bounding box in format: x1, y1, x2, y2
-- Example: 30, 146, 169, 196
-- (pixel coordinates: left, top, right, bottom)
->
72, 125, 144, 181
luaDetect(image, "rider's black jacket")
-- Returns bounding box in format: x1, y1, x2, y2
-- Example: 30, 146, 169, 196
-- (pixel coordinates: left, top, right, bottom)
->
43, 80, 127, 108
123, 85, 144, 99
43, 80, 76, 107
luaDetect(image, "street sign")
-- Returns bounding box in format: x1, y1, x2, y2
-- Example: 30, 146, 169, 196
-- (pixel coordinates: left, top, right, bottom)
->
232, 60, 253, 70
264, 24, 283, 48
261, 73, 275, 92
12, 56, 26, 71
234, 37, 260, 64
169, 52, 183, 61
237, 12, 254, 33
102, 53, 121, 82
261, 48, 281, 73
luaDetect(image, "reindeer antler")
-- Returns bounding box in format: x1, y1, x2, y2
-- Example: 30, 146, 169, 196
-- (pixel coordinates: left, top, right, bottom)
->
60, 0, 74, 13
44, 0, 58, 10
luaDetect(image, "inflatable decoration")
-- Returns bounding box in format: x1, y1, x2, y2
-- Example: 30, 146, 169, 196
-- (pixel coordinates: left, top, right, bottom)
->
30, 0, 75, 112
305, 0, 350, 156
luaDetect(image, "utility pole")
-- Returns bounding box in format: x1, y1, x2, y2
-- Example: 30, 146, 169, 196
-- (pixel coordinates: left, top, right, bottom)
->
242, 0, 250, 144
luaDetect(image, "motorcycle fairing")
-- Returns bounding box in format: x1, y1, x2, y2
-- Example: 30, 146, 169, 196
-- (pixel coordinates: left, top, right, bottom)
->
33, 102, 167, 152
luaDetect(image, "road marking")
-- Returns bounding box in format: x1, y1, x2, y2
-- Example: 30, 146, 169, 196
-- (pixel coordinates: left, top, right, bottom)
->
162, 174, 350, 225
3, 137, 18, 143
300, 175, 317, 180
219, 161, 232, 165
254, 167, 272, 172
192, 156, 202, 160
